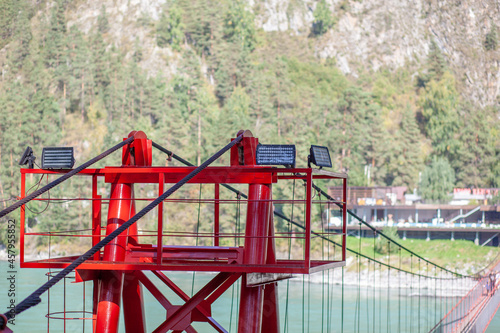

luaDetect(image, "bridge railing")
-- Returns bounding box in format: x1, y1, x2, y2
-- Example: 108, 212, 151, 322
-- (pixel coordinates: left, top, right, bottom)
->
429, 260, 500, 333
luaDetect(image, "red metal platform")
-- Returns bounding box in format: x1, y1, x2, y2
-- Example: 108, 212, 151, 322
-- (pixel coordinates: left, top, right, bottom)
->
18, 130, 347, 333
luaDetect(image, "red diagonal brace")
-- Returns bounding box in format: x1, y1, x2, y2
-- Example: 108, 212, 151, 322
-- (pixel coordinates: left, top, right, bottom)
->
205, 273, 241, 305
153, 272, 231, 333
135, 271, 173, 311
135, 271, 199, 333
152, 271, 191, 301
152, 271, 234, 333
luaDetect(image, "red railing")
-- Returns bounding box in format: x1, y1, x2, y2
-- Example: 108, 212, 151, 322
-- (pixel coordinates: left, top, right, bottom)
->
20, 167, 347, 275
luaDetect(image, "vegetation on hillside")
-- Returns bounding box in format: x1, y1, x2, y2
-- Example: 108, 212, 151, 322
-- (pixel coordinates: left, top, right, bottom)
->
0, 0, 499, 249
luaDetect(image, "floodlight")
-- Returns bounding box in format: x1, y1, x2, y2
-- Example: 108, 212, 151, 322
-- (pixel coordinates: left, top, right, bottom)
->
18, 146, 36, 169
41, 147, 75, 169
256, 144, 296, 168
308, 145, 332, 168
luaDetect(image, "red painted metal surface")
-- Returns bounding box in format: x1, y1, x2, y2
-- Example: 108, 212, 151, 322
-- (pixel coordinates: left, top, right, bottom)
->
238, 183, 272, 333
96, 130, 150, 333
262, 210, 280, 332
94, 182, 133, 332
18, 130, 347, 332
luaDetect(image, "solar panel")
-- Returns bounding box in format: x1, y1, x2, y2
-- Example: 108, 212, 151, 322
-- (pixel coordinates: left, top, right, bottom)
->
41, 147, 75, 169
310, 145, 332, 168
256, 144, 295, 167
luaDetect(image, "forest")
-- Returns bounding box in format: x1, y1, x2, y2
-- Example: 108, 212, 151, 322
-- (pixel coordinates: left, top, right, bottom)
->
0, 0, 499, 248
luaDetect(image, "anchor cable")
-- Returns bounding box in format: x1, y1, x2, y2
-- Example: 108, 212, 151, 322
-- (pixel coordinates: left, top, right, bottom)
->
0, 136, 135, 219
0, 134, 243, 328
152, 142, 482, 279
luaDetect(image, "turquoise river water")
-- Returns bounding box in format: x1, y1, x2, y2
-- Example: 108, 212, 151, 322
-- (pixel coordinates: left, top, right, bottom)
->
1, 261, 499, 332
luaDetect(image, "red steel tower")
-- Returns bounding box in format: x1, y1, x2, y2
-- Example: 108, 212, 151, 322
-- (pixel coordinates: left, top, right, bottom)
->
18, 130, 347, 333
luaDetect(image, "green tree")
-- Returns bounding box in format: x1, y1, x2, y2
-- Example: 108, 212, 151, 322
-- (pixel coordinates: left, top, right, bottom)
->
312, 0, 334, 35
451, 104, 499, 188
45, 0, 67, 68
178, 0, 224, 56
223, 0, 256, 51
156, 3, 184, 51
420, 156, 455, 202
485, 24, 498, 51
11, 2, 32, 66
0, 0, 17, 48
391, 105, 425, 189
97, 5, 110, 34
419, 71, 460, 156
417, 39, 446, 87
66, 25, 92, 119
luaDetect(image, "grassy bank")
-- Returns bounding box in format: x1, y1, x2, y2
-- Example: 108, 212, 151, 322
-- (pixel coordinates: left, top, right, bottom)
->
344, 236, 499, 275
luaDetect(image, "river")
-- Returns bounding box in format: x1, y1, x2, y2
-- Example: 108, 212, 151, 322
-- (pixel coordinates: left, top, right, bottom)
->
1, 261, 499, 332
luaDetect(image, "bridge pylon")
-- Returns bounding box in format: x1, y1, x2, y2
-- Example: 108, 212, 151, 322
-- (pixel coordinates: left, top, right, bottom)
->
19, 130, 347, 332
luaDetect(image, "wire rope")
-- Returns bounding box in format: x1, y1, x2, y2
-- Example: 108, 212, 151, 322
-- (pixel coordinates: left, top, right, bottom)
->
0, 134, 243, 328
373, 232, 376, 333
284, 180, 296, 333
418, 258, 421, 332
0, 136, 135, 219
191, 184, 203, 297
152, 143, 489, 281
387, 241, 391, 333
398, 247, 402, 333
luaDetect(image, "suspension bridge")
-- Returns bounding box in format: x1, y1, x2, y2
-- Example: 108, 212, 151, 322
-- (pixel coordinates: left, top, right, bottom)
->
0, 130, 498, 333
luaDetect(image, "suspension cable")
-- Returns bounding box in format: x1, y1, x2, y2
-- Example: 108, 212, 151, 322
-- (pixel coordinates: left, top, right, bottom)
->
151, 142, 479, 279
311, 184, 470, 278
0, 134, 243, 328
0, 136, 135, 219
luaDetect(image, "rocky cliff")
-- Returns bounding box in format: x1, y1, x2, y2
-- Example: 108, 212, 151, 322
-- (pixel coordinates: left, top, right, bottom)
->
56, 0, 499, 106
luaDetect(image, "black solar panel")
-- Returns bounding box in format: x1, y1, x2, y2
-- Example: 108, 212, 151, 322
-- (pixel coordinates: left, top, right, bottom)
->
256, 144, 295, 167
310, 145, 332, 168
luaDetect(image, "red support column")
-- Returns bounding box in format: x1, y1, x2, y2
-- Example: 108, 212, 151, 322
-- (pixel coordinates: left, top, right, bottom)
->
92, 175, 101, 261
342, 177, 347, 262
156, 173, 164, 264
122, 273, 146, 333
20, 172, 25, 265
95, 183, 133, 333
238, 183, 272, 333
123, 193, 147, 333
214, 184, 220, 247
262, 207, 280, 333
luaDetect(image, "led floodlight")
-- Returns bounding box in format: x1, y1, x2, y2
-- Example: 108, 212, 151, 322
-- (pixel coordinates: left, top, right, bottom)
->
256, 144, 296, 168
18, 146, 36, 169
41, 147, 75, 169
308, 145, 332, 168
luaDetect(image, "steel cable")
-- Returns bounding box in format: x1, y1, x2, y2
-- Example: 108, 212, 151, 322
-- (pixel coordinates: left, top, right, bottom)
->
152, 142, 483, 280
0, 136, 134, 219
311, 183, 471, 278
0, 133, 243, 328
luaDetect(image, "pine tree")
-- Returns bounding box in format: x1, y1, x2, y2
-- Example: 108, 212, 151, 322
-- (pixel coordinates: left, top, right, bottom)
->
156, 3, 184, 51
223, 0, 256, 51
45, 0, 67, 68
312, 0, 334, 36
485, 24, 498, 51
420, 156, 455, 203
419, 71, 460, 157
11, 2, 32, 66
97, 5, 110, 34
392, 105, 424, 189
451, 105, 499, 187
0, 0, 17, 48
